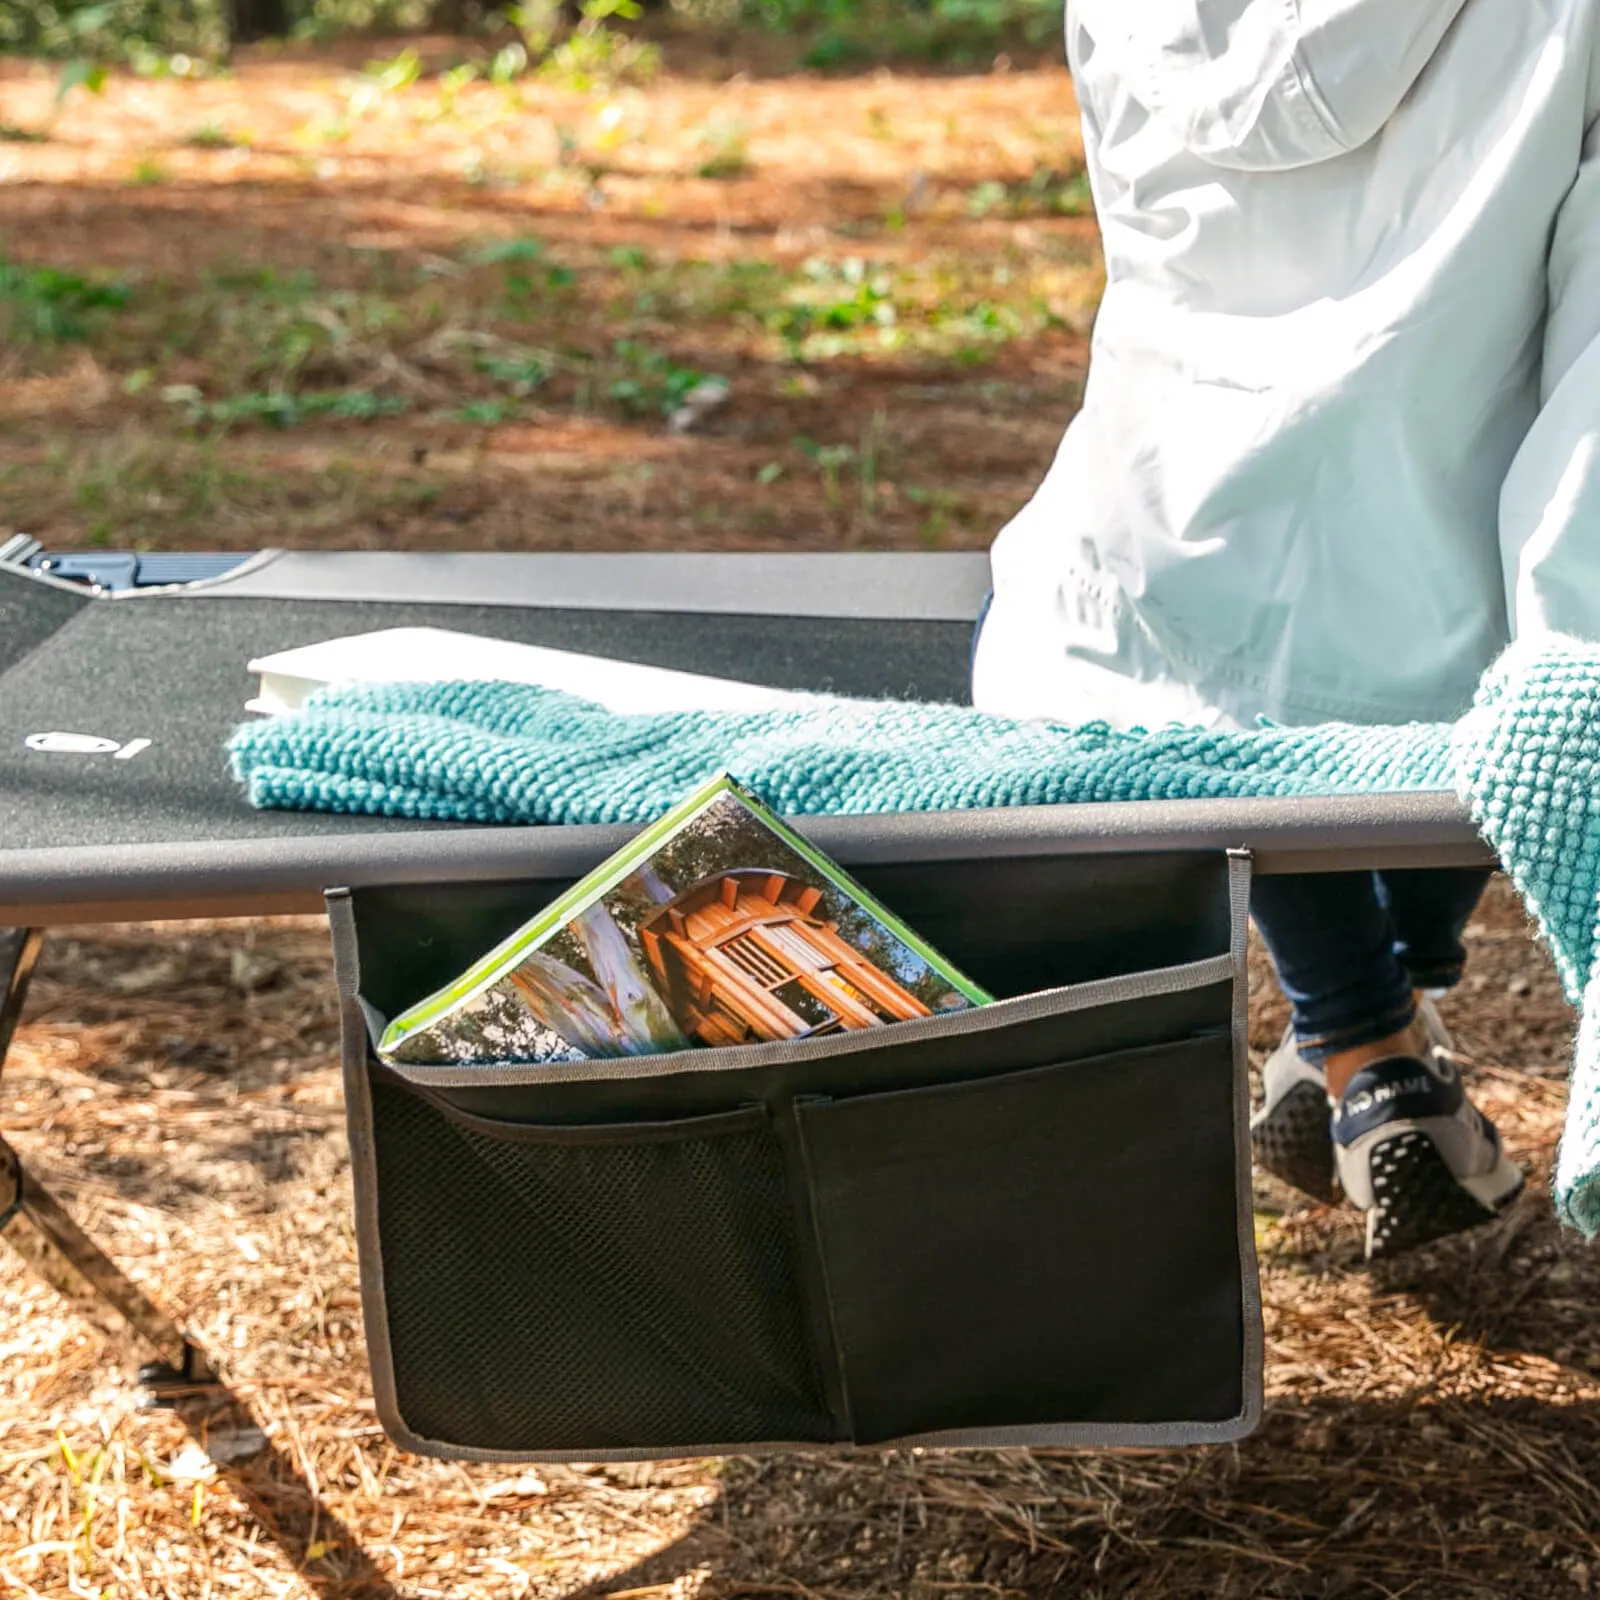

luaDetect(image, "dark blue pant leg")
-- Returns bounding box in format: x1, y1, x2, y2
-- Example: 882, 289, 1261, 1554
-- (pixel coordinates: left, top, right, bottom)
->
1250, 868, 1490, 1063
1378, 868, 1491, 991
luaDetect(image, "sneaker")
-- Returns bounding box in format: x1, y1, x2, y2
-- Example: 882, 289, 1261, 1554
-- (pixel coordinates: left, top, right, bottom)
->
1331, 1051, 1524, 1259
1251, 995, 1453, 1204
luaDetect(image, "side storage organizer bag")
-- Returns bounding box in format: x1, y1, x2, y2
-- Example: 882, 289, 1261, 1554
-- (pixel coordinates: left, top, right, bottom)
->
330, 847, 1262, 1461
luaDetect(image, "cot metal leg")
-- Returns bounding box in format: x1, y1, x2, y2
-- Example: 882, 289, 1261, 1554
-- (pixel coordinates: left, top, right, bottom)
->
0, 926, 41, 1066
0, 927, 210, 1383
0, 926, 44, 1237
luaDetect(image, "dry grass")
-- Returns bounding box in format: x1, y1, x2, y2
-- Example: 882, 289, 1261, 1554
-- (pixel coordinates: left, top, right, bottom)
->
3, 880, 1600, 1598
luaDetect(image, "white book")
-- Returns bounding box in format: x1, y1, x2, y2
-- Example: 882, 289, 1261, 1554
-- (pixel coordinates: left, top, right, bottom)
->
245, 627, 812, 717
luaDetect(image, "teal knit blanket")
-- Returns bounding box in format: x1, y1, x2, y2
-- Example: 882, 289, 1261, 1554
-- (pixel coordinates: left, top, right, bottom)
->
229, 634, 1600, 1236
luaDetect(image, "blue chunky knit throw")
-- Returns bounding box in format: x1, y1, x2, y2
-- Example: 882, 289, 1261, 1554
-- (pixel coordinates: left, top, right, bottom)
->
229, 633, 1600, 1235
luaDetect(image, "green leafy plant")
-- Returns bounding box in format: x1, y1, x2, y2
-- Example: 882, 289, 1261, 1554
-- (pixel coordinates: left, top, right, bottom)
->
545, 1, 660, 90
475, 351, 552, 396
727, 0, 1063, 67
1040, 168, 1093, 216
935, 297, 1023, 353
183, 120, 238, 149
768, 258, 897, 359
695, 116, 750, 181
794, 411, 888, 529
967, 167, 1094, 219
0, 259, 130, 341
470, 236, 545, 266
363, 46, 422, 92
347, 47, 422, 116
905, 484, 969, 545
55, 57, 109, 106
426, 59, 480, 118
488, 40, 528, 83
965, 179, 1008, 218
4, 1, 226, 72
164, 385, 409, 431
504, 0, 658, 90
608, 339, 724, 419
207, 264, 320, 299
0, 1, 486, 69
186, 280, 402, 390
471, 239, 575, 317
503, 0, 558, 52
449, 397, 516, 424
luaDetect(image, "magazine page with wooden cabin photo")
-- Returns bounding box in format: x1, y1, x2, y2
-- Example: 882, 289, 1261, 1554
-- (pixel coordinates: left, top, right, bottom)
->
379, 774, 990, 1067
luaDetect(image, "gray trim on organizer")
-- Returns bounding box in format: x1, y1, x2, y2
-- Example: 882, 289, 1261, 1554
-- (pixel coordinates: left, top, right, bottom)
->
364, 1415, 1259, 1467
352, 1422, 1253, 1467
0, 790, 1491, 926
178, 549, 995, 621
376, 951, 1239, 1088
331, 857, 1263, 1460
1226, 849, 1264, 1442
329, 888, 411, 1465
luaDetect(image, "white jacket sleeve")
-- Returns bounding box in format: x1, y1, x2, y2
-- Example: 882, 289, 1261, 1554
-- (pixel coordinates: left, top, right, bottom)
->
1075, 0, 1472, 171
1501, 97, 1600, 641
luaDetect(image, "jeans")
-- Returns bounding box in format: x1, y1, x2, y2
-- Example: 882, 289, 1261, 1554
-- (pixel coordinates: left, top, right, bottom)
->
1251, 869, 1491, 1063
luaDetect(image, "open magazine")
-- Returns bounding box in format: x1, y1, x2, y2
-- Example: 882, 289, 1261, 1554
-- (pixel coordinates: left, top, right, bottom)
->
379, 772, 990, 1066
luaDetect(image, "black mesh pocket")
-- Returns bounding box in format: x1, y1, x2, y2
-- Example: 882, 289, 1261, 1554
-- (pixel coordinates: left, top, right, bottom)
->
369, 1076, 833, 1453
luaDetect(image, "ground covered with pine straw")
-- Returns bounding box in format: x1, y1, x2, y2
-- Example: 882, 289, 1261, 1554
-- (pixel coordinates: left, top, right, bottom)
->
3, 881, 1599, 1599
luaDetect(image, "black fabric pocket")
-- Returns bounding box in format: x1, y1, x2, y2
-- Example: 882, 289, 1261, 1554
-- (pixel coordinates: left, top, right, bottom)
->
795, 1035, 1244, 1445
368, 1075, 833, 1453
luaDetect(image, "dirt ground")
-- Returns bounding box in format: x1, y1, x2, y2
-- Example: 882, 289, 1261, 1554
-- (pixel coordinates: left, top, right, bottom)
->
4, 32, 1600, 1600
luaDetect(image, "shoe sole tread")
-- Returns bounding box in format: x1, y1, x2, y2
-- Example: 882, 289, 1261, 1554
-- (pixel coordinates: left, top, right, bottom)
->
1251, 1078, 1340, 1204
1366, 1128, 1521, 1260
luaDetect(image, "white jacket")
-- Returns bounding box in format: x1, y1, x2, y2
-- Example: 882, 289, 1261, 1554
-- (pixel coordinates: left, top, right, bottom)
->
973, 0, 1600, 730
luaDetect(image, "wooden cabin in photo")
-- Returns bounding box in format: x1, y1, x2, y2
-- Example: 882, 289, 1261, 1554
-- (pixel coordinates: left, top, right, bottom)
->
638, 868, 931, 1047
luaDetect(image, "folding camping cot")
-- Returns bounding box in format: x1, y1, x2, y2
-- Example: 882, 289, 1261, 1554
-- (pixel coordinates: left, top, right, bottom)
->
0, 548, 1493, 1462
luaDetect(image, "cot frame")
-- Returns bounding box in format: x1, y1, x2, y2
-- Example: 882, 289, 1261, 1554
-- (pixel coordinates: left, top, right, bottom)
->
0, 549, 1497, 1597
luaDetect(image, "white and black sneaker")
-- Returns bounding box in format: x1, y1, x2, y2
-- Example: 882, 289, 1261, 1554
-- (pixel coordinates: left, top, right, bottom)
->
1331, 1051, 1523, 1260
1251, 995, 1453, 1205
1250, 1030, 1341, 1202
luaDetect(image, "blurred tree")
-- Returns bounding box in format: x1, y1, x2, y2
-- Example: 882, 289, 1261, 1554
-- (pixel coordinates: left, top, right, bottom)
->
229, 0, 290, 40
1, 0, 219, 59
